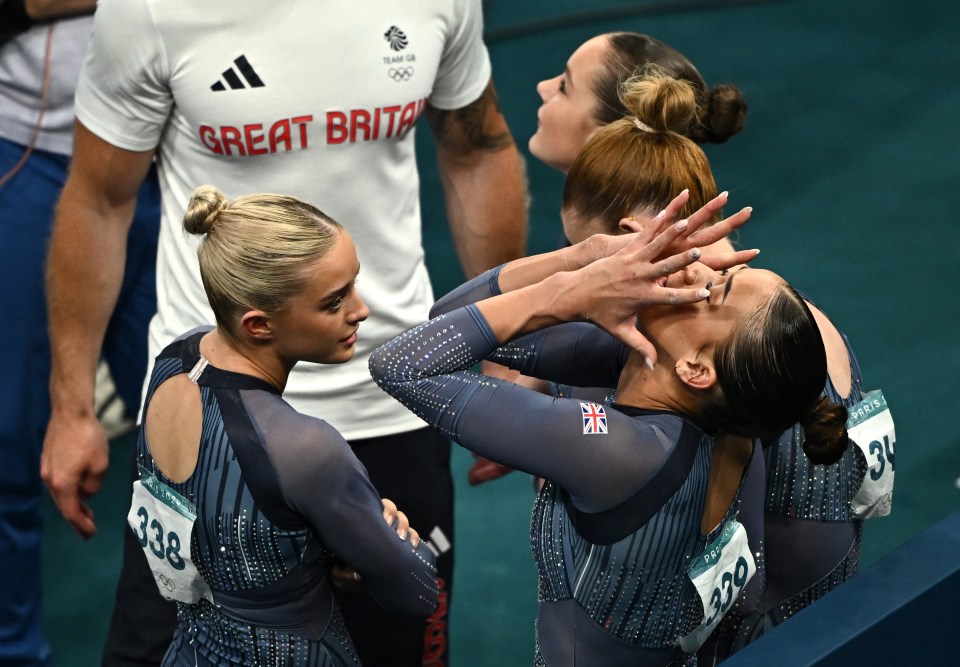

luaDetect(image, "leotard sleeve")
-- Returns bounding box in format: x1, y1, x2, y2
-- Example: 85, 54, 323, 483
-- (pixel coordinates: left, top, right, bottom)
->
370, 306, 677, 512
429, 266, 629, 388
247, 393, 439, 617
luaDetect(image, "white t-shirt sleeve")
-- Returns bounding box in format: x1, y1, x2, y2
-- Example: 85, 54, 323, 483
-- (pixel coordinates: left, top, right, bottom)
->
428, 0, 492, 110
74, 0, 172, 151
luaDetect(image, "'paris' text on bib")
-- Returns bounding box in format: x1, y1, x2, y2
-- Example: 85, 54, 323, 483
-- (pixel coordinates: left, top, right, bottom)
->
846, 390, 895, 518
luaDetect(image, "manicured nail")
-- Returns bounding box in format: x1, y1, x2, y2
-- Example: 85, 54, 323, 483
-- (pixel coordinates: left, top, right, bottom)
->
697, 288, 711, 299
645, 357, 655, 371
743, 206, 753, 213
689, 248, 701, 259
676, 219, 689, 231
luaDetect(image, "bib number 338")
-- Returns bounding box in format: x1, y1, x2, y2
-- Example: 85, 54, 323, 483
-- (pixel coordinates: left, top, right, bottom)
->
127, 469, 212, 604
678, 519, 755, 652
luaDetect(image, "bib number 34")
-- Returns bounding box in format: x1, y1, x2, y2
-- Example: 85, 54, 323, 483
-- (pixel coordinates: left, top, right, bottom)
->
847, 390, 896, 519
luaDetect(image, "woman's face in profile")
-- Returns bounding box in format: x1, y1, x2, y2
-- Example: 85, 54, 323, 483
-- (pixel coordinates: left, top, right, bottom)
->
528, 35, 609, 174
638, 265, 783, 359
268, 231, 370, 367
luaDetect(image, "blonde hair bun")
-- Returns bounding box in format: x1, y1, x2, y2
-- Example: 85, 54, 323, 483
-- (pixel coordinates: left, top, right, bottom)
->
183, 185, 229, 235
620, 66, 698, 135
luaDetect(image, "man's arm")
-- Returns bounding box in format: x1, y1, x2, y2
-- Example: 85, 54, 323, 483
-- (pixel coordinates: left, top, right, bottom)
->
426, 79, 527, 483
26, 0, 96, 19
41, 121, 155, 539
426, 79, 527, 279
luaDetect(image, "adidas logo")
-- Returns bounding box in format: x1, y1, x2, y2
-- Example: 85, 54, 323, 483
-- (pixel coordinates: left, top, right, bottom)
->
210, 55, 265, 92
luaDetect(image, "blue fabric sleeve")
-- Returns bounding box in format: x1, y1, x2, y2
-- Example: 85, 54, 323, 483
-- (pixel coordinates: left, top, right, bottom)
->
251, 395, 439, 617
429, 267, 628, 388
429, 264, 504, 318
370, 306, 675, 511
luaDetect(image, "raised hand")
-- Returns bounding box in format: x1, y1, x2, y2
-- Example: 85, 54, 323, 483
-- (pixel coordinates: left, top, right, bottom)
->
569, 218, 713, 364
617, 190, 758, 270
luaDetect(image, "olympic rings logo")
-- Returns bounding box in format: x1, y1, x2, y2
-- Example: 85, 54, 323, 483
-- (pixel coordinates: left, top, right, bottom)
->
388, 67, 414, 82
153, 569, 176, 593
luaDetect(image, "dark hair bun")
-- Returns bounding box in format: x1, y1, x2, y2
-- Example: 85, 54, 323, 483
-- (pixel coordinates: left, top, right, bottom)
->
801, 396, 850, 465
691, 84, 748, 144
183, 185, 228, 235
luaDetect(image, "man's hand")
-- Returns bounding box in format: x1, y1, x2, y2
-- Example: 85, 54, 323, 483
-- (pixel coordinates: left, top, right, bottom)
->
40, 411, 109, 539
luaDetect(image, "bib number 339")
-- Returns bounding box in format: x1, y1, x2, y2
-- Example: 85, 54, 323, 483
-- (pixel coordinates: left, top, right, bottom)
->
678, 519, 755, 652
127, 469, 212, 604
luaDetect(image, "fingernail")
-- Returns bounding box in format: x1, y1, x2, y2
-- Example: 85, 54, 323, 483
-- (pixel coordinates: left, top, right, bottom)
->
743, 206, 753, 213
676, 219, 688, 231
398, 530, 407, 540
645, 357, 655, 371
689, 248, 701, 259
720, 191, 729, 198
698, 288, 711, 298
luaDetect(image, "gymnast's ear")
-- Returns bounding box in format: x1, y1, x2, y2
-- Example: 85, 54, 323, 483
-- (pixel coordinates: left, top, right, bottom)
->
675, 358, 717, 390
240, 310, 274, 341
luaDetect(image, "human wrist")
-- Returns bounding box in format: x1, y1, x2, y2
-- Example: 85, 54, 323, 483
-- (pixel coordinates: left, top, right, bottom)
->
534, 271, 584, 323
571, 234, 610, 268
49, 392, 98, 420
496, 273, 576, 336
48, 371, 98, 418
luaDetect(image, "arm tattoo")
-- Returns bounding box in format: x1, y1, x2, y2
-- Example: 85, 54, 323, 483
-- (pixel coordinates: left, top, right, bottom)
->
426, 81, 514, 153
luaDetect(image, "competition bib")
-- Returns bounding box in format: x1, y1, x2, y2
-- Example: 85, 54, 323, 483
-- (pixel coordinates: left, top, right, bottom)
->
846, 390, 895, 519
678, 519, 755, 652
127, 468, 212, 604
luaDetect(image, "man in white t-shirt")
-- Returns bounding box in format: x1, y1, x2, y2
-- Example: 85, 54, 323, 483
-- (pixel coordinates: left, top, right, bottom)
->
40, 1, 526, 665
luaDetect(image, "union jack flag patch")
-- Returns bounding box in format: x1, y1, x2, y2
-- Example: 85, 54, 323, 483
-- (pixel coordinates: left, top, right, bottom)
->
580, 402, 608, 435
